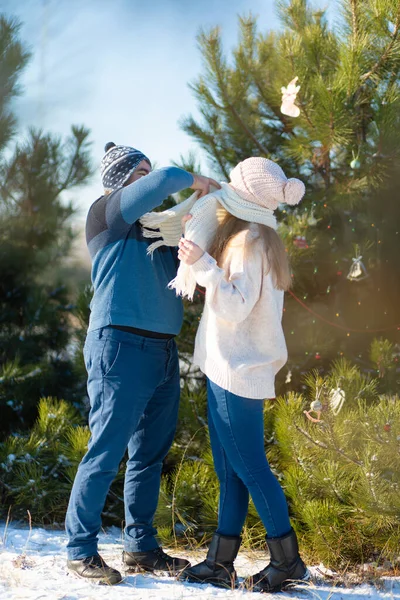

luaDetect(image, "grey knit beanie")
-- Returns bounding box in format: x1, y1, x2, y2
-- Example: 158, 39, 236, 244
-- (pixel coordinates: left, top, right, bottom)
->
100, 142, 151, 191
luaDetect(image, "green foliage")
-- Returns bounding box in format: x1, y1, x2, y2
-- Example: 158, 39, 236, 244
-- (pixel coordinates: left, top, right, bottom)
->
1, 349, 399, 566
180, 0, 400, 387
303, 357, 379, 411
0, 357, 82, 438
167, 384, 208, 464
0, 16, 93, 437
70, 284, 93, 394
370, 339, 399, 392
0, 397, 83, 521
270, 383, 400, 567
0, 16, 30, 152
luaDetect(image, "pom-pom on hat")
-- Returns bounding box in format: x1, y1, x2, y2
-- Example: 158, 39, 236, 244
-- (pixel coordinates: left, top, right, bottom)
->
100, 142, 151, 191
229, 157, 305, 211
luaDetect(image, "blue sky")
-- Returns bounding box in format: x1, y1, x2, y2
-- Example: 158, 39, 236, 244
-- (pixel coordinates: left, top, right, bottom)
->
3, 0, 336, 220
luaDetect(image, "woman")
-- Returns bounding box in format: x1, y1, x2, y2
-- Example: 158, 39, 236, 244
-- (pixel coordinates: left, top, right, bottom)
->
140, 157, 309, 593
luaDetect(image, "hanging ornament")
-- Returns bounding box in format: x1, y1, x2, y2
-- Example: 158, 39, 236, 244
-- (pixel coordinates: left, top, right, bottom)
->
293, 235, 308, 248
281, 76, 301, 117
347, 255, 369, 281
307, 209, 318, 226
383, 423, 391, 432
304, 399, 323, 423
329, 388, 345, 415
315, 352, 321, 360
350, 150, 361, 169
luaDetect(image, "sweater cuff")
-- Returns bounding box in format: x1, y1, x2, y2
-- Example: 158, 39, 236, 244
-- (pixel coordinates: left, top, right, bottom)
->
190, 252, 221, 286
191, 252, 217, 272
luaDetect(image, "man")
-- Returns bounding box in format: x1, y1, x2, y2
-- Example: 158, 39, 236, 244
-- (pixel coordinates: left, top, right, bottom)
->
65, 142, 220, 584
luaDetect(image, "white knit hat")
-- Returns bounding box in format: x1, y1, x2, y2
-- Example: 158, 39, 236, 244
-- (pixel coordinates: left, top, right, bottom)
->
140, 157, 306, 300
229, 157, 305, 211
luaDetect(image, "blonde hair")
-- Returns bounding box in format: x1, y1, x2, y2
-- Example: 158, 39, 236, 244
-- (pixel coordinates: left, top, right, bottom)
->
208, 208, 292, 291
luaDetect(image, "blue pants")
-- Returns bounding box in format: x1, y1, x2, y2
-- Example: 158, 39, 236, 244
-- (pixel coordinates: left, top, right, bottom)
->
66, 327, 180, 560
207, 379, 291, 539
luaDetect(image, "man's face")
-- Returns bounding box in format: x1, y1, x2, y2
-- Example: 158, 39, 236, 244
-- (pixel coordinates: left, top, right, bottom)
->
124, 160, 151, 185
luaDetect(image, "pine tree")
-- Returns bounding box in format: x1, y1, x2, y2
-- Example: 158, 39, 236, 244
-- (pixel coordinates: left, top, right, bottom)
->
269, 360, 400, 568
179, 0, 400, 392
1, 344, 398, 568
0, 16, 93, 437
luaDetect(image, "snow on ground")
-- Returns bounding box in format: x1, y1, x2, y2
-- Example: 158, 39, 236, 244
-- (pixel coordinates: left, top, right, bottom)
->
0, 524, 399, 600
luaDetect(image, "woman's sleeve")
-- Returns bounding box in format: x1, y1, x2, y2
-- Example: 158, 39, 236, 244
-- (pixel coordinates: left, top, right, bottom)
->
190, 231, 264, 323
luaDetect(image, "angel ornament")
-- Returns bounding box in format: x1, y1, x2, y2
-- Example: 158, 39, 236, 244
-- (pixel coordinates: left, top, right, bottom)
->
281, 76, 301, 117
329, 387, 345, 415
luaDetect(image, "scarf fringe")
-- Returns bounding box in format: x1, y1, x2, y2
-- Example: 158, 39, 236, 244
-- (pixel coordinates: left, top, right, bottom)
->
168, 271, 196, 301
140, 212, 173, 228
142, 228, 164, 239
146, 239, 168, 257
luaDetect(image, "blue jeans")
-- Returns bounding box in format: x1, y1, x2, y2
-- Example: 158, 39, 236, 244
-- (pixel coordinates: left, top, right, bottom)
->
207, 379, 291, 539
66, 327, 180, 560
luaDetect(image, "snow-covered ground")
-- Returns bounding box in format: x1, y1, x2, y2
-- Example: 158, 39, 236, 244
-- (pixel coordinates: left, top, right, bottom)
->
0, 524, 399, 600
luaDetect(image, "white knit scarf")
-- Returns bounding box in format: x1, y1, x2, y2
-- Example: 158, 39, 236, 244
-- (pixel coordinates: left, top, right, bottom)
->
140, 182, 277, 300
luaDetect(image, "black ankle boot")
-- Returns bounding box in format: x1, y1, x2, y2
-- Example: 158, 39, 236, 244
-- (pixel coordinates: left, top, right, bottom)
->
179, 533, 241, 588
123, 547, 190, 575
67, 554, 122, 585
247, 529, 309, 593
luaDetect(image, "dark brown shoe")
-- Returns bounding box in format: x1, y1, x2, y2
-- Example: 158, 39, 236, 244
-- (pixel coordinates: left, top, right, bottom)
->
67, 553, 122, 585
123, 547, 190, 576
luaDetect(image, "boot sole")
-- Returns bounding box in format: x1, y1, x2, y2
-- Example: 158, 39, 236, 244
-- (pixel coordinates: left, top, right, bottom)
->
251, 568, 311, 593
179, 574, 237, 589
283, 567, 311, 589
124, 564, 187, 577
69, 569, 123, 586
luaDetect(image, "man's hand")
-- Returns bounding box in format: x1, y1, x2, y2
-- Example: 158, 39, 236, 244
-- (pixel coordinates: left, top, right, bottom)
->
178, 238, 205, 265
190, 174, 221, 198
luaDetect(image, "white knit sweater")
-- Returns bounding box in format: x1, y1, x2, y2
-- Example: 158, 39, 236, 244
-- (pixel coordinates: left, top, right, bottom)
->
191, 224, 288, 400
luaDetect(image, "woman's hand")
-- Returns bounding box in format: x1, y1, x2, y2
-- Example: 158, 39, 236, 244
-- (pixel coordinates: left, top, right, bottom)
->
181, 214, 192, 232
178, 238, 204, 265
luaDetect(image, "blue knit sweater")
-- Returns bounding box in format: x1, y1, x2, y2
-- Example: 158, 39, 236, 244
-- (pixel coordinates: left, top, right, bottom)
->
86, 166, 194, 334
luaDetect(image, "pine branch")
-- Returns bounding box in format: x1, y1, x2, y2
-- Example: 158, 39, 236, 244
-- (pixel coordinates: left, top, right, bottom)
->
350, 0, 359, 40
226, 101, 269, 156
294, 424, 363, 467
208, 138, 230, 178
203, 28, 269, 156
0, 478, 13, 492
294, 424, 329, 449
360, 7, 400, 84
287, 52, 317, 134
170, 427, 206, 545
56, 128, 89, 196
57, 148, 80, 196
236, 19, 294, 136
108, 489, 124, 503
182, 114, 230, 178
